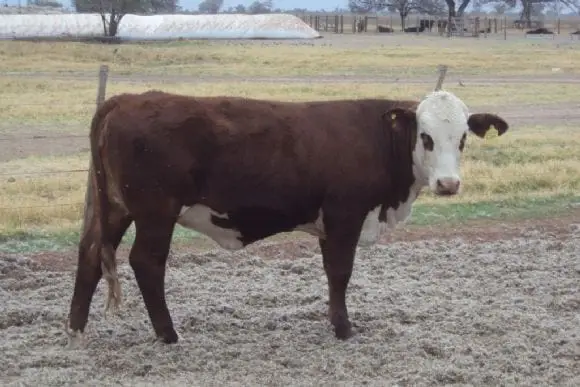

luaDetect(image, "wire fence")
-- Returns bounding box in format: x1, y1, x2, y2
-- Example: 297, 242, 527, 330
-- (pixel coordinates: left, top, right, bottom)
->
0, 66, 107, 218
297, 14, 580, 40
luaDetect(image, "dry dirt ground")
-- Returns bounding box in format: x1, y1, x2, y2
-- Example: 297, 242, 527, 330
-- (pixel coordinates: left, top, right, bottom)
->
1, 214, 580, 386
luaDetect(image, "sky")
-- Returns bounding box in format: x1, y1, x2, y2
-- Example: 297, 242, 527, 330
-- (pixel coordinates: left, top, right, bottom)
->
4, 0, 575, 13
4, 0, 344, 11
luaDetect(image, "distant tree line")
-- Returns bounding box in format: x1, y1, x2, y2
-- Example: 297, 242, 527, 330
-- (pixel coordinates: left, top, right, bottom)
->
347, 0, 579, 28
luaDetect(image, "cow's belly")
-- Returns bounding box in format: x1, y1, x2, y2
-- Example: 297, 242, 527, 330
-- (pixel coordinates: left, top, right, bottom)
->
293, 209, 325, 239
177, 205, 245, 250
176, 205, 326, 250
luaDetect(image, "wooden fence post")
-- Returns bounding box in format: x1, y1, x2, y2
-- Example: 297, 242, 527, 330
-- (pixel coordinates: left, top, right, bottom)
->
81, 64, 109, 238
416, 15, 420, 35
503, 16, 507, 40
434, 64, 448, 91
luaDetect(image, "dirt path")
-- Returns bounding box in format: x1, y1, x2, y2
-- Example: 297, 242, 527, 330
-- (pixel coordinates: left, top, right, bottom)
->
1, 213, 579, 386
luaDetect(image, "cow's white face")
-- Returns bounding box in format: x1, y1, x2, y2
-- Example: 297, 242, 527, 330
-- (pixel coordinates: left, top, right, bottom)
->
384, 90, 509, 197
413, 91, 470, 195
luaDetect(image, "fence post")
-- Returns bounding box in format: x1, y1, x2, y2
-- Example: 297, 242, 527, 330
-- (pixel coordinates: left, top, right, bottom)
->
81, 64, 109, 238
416, 15, 420, 35
503, 16, 507, 40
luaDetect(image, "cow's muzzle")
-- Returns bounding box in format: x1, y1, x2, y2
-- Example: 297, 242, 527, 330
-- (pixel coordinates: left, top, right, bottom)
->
435, 177, 461, 196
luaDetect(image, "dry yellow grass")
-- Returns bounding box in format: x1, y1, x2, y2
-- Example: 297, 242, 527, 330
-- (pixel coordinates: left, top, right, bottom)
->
2, 77, 580, 127
1, 38, 579, 77
0, 125, 578, 233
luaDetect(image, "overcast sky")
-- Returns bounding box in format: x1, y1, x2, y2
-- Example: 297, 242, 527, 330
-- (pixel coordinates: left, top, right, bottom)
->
5, 0, 345, 11
4, 0, 573, 13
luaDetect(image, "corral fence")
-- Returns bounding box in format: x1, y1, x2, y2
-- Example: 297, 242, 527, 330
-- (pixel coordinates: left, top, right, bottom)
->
296, 13, 580, 39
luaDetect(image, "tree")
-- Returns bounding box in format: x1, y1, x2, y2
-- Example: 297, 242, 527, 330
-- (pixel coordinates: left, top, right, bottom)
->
223, 4, 248, 13
492, 2, 507, 14
443, 0, 471, 19
73, 0, 178, 36
347, 0, 445, 30
247, 0, 273, 14
28, 0, 63, 7
198, 0, 223, 14
480, 0, 579, 27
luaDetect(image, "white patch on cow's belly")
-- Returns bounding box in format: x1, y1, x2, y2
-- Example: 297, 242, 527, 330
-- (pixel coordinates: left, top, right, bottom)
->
176, 205, 244, 250
293, 210, 325, 239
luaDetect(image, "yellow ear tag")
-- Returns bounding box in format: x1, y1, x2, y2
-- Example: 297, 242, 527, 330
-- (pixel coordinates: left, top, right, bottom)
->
391, 113, 397, 120
484, 125, 499, 140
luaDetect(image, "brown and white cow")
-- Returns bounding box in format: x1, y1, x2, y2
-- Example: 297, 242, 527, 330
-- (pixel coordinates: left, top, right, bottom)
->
66, 89, 508, 346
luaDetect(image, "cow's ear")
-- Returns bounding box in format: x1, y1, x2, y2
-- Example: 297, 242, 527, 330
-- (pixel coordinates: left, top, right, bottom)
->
382, 108, 417, 133
467, 113, 509, 139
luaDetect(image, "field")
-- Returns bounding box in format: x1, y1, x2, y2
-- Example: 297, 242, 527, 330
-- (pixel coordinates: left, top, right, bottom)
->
1, 32, 580, 385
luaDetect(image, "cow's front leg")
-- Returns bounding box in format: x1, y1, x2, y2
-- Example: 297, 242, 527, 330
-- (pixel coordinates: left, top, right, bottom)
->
319, 209, 366, 340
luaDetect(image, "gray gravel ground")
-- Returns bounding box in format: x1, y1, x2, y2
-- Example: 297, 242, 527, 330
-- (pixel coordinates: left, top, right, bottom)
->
2, 224, 580, 386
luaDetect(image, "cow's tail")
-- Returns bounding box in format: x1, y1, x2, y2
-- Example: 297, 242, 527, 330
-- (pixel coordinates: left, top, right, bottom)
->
89, 97, 123, 317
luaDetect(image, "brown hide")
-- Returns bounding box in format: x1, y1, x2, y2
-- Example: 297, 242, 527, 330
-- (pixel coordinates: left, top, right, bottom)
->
98, 91, 419, 245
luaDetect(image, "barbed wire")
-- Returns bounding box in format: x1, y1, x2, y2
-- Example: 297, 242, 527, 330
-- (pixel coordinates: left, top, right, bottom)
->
0, 169, 88, 176
0, 134, 87, 141
0, 203, 83, 210
0, 102, 95, 106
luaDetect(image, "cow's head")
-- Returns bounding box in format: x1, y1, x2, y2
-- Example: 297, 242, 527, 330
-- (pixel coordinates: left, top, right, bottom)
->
385, 90, 509, 196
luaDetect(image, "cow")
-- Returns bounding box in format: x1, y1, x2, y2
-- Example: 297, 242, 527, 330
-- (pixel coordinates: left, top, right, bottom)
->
377, 25, 394, 33
66, 89, 509, 347
404, 25, 426, 33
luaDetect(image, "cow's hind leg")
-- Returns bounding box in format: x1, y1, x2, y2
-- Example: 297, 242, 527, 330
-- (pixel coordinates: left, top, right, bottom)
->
67, 207, 132, 345
129, 215, 178, 344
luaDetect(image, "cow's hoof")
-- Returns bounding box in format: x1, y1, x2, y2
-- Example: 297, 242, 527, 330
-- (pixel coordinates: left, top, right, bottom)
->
66, 330, 87, 349
334, 321, 353, 340
158, 327, 179, 344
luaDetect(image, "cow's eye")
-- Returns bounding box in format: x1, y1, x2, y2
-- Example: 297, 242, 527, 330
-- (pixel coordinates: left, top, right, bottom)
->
420, 133, 434, 151
459, 133, 467, 152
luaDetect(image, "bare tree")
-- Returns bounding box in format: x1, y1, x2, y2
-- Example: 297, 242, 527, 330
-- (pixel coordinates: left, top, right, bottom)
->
443, 0, 471, 18
198, 0, 223, 14
247, 0, 273, 14
348, 0, 444, 30
73, 0, 178, 37
479, 0, 577, 28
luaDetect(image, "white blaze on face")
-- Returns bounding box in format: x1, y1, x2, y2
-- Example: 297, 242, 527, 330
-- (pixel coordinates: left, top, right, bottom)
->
413, 90, 470, 196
